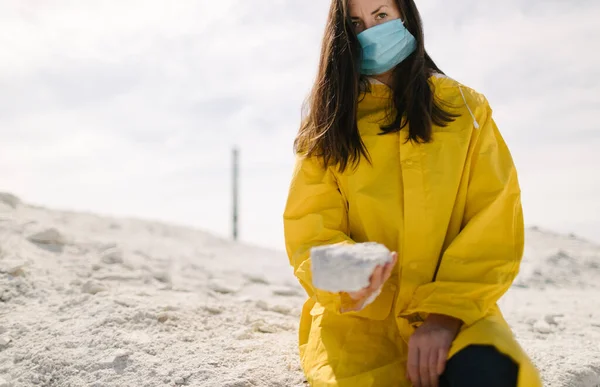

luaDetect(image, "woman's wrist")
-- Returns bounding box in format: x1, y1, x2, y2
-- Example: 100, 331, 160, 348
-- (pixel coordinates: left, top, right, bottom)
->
426, 313, 463, 333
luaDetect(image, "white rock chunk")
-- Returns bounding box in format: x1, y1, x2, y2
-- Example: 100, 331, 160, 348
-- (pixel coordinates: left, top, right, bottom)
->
27, 228, 66, 246
544, 314, 563, 326
81, 280, 108, 295
0, 192, 21, 208
208, 280, 238, 295
0, 260, 26, 277
0, 336, 11, 348
272, 286, 301, 297
100, 248, 124, 264
311, 242, 392, 293
157, 312, 169, 323
99, 349, 131, 368
152, 270, 172, 284
533, 320, 553, 334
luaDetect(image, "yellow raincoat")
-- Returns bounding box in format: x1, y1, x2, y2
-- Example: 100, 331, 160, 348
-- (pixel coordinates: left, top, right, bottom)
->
283, 75, 542, 386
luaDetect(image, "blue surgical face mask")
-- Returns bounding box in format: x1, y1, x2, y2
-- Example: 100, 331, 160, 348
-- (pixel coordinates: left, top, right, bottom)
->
357, 19, 417, 76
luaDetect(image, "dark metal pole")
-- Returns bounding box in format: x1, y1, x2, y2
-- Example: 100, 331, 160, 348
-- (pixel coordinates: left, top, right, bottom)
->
232, 147, 239, 241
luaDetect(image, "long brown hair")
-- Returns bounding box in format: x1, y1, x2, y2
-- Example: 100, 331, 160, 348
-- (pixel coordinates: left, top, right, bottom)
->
294, 0, 457, 172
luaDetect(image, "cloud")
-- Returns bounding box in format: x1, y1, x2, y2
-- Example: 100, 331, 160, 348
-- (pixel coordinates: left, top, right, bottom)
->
0, 0, 599, 249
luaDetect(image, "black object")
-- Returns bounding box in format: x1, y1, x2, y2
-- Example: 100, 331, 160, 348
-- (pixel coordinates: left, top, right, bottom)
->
439, 345, 519, 387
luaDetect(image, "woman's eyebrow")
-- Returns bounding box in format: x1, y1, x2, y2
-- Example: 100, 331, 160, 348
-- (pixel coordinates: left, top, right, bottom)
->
350, 4, 389, 19
371, 5, 388, 15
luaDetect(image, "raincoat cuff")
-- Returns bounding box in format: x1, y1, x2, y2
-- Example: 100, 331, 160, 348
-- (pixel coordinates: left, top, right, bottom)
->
401, 284, 485, 326
314, 290, 378, 315
313, 290, 344, 313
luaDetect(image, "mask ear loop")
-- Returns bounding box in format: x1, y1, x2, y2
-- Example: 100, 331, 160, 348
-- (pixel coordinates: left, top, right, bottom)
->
458, 85, 480, 129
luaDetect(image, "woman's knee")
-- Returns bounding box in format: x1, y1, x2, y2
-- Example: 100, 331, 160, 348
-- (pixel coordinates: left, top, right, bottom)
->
440, 345, 518, 387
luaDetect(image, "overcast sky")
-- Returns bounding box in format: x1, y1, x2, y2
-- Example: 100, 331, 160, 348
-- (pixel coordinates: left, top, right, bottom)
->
1, 0, 599, 250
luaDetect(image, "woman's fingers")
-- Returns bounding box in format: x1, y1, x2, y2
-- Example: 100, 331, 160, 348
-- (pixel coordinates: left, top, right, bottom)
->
382, 253, 397, 283
346, 265, 382, 302
369, 265, 384, 290
346, 288, 368, 301
346, 264, 380, 301
419, 345, 431, 387
407, 345, 420, 387
429, 347, 440, 387
344, 252, 398, 308
437, 347, 448, 376
360, 252, 398, 293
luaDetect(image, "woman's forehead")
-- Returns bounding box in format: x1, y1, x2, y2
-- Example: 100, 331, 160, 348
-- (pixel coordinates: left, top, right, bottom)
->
348, 0, 397, 12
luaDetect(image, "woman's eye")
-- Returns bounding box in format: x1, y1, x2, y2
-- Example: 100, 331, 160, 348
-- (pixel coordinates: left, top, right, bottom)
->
376, 12, 388, 20
352, 20, 361, 28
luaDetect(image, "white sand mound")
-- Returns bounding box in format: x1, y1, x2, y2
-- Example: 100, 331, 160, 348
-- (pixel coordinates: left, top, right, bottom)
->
0, 195, 599, 386
499, 227, 600, 386
0, 196, 305, 387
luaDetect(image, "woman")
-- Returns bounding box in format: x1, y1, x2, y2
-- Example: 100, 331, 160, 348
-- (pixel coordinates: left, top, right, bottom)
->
283, 0, 543, 386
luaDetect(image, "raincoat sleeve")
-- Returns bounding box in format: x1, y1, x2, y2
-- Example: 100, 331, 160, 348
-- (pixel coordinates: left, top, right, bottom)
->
403, 99, 524, 326
283, 153, 358, 314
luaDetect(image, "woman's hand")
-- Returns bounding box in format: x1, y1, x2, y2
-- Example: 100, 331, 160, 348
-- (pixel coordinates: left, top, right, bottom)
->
341, 252, 397, 312
407, 313, 463, 387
